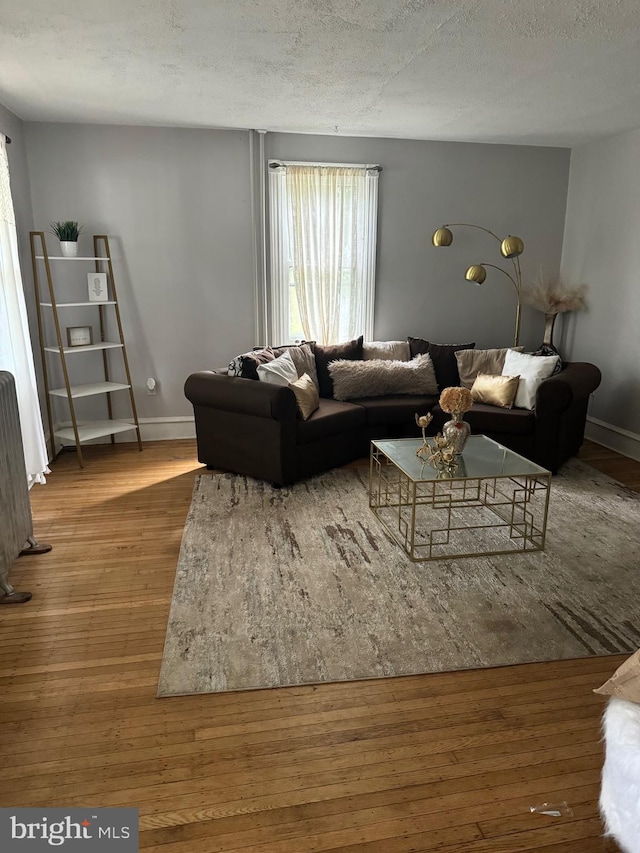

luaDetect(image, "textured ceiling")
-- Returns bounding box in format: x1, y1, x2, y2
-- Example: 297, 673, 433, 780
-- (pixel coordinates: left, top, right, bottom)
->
1, 0, 640, 146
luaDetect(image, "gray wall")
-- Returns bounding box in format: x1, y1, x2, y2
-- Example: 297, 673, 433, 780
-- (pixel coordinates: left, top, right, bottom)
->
560, 128, 640, 451
23, 122, 571, 424
267, 133, 571, 350
24, 123, 255, 422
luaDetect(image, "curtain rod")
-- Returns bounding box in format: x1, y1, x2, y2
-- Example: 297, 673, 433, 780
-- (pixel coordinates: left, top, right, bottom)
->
269, 160, 381, 172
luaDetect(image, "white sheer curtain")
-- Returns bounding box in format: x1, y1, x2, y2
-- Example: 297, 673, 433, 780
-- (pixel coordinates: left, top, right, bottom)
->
0, 138, 49, 485
269, 163, 378, 345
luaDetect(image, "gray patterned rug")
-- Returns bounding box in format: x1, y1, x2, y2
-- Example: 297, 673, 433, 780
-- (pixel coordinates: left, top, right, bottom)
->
158, 459, 639, 696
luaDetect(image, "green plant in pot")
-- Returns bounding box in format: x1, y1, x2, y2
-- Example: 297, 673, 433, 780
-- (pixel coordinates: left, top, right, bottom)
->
49, 221, 83, 258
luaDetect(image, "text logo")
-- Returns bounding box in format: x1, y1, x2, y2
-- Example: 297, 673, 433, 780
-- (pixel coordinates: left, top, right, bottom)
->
0, 809, 138, 851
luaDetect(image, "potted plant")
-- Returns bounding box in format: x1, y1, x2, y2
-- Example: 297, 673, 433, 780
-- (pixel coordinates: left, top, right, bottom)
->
49, 221, 83, 258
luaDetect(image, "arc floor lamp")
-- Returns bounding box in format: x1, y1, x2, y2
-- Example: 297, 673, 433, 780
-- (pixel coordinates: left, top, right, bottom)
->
432, 223, 525, 347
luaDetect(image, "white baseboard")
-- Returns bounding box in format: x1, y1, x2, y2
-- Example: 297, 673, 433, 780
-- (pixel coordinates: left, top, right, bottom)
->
585, 416, 640, 462
133, 416, 196, 442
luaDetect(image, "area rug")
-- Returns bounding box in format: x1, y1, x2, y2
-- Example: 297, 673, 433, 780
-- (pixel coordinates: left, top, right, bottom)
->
158, 459, 639, 696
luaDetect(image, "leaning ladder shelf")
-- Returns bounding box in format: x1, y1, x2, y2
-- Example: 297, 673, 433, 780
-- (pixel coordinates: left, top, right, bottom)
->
30, 232, 143, 468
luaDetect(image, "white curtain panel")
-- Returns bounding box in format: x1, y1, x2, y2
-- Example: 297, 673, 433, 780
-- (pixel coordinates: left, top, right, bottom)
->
269, 163, 378, 345
0, 138, 49, 485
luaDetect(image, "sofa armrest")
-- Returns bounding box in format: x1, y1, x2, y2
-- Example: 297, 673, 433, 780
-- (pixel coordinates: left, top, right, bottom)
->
534, 361, 601, 473
184, 371, 297, 421
536, 362, 602, 413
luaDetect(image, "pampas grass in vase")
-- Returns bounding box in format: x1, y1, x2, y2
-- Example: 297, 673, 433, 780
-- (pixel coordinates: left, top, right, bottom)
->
523, 274, 588, 350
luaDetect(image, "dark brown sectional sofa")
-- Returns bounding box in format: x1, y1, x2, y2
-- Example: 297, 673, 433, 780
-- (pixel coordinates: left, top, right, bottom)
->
184, 340, 601, 486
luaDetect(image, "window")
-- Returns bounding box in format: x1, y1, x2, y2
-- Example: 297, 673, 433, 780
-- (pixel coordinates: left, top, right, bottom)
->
268, 162, 379, 345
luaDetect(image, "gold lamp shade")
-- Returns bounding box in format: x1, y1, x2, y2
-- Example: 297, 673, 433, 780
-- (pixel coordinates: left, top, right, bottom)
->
432, 227, 453, 247
500, 235, 524, 258
465, 264, 487, 285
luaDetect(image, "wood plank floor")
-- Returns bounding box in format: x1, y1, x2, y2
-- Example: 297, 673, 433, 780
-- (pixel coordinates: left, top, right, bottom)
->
0, 437, 635, 852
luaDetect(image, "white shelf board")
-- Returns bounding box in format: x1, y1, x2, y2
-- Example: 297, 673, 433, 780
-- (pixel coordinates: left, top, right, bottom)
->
35, 255, 107, 261
49, 381, 131, 399
54, 420, 137, 443
44, 341, 123, 354
40, 301, 116, 307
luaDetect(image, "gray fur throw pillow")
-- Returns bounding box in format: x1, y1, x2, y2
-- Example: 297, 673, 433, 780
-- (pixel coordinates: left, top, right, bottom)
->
329, 354, 438, 401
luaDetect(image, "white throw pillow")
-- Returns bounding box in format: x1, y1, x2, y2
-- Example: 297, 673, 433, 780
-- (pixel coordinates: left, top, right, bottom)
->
502, 349, 560, 410
363, 341, 411, 361
257, 349, 298, 386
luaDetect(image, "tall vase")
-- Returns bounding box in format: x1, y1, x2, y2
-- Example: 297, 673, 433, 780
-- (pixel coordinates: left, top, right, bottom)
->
542, 312, 558, 348
442, 412, 471, 456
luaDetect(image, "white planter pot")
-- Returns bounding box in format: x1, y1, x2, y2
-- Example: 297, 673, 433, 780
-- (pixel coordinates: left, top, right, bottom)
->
59, 241, 78, 258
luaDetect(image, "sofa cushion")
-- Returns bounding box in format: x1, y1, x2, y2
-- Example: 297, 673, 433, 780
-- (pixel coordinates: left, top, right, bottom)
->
503, 349, 561, 409
296, 397, 366, 445
289, 373, 320, 420
363, 340, 410, 361
257, 350, 298, 385
355, 394, 439, 426
470, 373, 520, 409
408, 338, 475, 390
328, 354, 438, 401
455, 346, 524, 388
272, 341, 319, 391
228, 346, 275, 379
432, 402, 535, 436
314, 335, 364, 398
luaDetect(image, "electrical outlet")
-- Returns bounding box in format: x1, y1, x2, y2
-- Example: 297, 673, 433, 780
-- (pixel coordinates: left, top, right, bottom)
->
146, 378, 157, 395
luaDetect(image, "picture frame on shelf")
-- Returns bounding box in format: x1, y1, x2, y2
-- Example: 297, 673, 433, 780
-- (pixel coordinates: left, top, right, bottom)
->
87, 272, 108, 302
66, 326, 93, 347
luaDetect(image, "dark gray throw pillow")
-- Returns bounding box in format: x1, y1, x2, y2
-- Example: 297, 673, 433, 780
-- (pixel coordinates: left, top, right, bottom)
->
408, 338, 475, 390
314, 335, 364, 398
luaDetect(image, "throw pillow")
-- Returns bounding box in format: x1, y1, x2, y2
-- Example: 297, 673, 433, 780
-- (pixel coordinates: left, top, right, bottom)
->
363, 341, 411, 361
289, 372, 320, 420
407, 338, 476, 390
328, 353, 438, 401
272, 342, 319, 391
502, 349, 560, 410
455, 346, 525, 389
470, 373, 520, 409
314, 335, 364, 398
228, 346, 275, 380
256, 349, 298, 386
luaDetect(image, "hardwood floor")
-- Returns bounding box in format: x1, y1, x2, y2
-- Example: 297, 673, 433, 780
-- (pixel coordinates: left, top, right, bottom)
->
0, 437, 634, 852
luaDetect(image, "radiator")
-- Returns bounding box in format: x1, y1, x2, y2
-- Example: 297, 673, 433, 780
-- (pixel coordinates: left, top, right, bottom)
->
0, 371, 34, 601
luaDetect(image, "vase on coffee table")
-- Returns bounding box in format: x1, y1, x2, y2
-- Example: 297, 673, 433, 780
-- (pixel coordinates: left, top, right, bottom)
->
442, 412, 471, 456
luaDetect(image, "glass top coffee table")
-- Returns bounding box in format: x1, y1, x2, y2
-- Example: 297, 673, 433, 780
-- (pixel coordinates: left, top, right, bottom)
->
369, 435, 551, 562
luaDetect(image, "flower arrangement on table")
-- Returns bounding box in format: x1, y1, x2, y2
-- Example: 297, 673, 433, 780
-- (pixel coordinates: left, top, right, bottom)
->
439, 386, 473, 418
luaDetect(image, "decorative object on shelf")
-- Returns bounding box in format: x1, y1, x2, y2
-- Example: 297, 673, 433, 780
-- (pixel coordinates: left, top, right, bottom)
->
66, 325, 93, 347
439, 386, 473, 455
87, 272, 108, 302
414, 412, 433, 460
49, 220, 83, 257
432, 222, 525, 346
523, 274, 588, 355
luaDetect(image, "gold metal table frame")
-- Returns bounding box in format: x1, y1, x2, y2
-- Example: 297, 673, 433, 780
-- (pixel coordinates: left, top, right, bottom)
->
369, 436, 551, 562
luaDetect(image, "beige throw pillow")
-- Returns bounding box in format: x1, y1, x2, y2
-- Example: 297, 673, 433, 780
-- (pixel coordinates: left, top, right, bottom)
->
289, 373, 319, 420
470, 373, 520, 409
363, 341, 410, 361
455, 346, 525, 389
